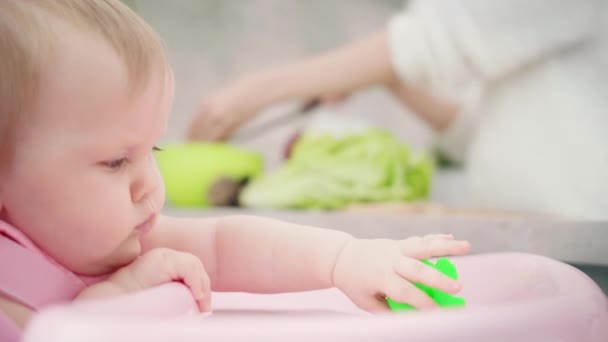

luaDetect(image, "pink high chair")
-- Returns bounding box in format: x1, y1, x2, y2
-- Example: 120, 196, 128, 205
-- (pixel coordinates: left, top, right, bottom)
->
22, 253, 608, 341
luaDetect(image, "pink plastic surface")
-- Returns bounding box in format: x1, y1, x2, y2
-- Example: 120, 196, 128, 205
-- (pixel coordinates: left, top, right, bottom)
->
23, 253, 608, 341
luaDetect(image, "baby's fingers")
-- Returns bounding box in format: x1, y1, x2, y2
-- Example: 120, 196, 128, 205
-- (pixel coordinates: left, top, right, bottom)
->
401, 235, 470, 260
354, 294, 393, 313
172, 254, 212, 312
394, 258, 461, 295
385, 274, 437, 310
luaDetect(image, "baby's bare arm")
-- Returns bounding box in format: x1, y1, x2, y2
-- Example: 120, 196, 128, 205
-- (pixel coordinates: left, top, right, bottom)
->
150, 215, 470, 312
0, 270, 162, 330
150, 215, 354, 293
75, 278, 130, 301
77, 248, 211, 311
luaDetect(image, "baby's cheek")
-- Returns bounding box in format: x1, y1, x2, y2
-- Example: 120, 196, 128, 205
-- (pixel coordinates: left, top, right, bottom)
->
153, 170, 166, 211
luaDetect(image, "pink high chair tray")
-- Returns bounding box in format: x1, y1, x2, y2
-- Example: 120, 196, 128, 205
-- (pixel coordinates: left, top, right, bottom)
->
23, 253, 608, 341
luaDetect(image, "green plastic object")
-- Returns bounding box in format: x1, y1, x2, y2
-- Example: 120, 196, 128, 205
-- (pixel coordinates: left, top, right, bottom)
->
155, 143, 263, 207
386, 258, 466, 311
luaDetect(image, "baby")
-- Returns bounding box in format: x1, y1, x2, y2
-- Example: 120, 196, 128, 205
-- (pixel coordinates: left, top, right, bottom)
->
0, 0, 470, 335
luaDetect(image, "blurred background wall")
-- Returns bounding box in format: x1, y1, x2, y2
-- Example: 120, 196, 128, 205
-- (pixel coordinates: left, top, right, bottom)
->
124, 1, 436, 168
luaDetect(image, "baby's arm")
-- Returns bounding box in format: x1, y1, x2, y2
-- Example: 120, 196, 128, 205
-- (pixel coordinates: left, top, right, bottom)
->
75, 277, 134, 300
0, 248, 211, 329
147, 215, 353, 293
149, 215, 470, 312
76, 248, 211, 312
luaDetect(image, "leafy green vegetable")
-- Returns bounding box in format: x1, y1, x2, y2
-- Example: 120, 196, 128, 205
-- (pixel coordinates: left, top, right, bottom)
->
240, 129, 433, 210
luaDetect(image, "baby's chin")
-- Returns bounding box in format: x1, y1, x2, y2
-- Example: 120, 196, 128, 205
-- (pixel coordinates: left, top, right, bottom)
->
73, 235, 142, 276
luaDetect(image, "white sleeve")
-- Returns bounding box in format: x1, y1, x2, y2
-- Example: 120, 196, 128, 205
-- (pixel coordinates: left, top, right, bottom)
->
388, 0, 595, 161
388, 0, 595, 91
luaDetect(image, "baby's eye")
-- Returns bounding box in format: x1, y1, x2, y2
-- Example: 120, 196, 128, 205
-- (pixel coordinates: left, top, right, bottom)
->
104, 157, 129, 171
153, 146, 163, 152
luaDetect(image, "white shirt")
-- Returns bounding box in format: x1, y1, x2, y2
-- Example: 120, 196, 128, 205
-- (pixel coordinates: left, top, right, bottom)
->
388, 0, 608, 219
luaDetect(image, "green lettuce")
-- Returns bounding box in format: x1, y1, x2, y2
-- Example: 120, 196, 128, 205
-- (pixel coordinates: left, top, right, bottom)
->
240, 129, 433, 210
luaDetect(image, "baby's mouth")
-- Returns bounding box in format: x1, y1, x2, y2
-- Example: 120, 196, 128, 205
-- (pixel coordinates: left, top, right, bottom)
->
135, 213, 157, 235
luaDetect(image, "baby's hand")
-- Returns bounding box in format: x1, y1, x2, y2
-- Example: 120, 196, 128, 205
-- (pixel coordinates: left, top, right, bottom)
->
109, 248, 211, 312
332, 234, 470, 312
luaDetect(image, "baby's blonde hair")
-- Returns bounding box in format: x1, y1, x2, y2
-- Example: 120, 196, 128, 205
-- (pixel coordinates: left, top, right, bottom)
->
0, 0, 168, 170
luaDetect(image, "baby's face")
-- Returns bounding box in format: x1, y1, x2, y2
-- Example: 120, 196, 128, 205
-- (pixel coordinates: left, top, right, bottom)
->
0, 28, 173, 275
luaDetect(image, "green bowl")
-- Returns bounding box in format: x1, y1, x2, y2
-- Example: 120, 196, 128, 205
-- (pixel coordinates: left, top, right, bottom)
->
155, 143, 263, 207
